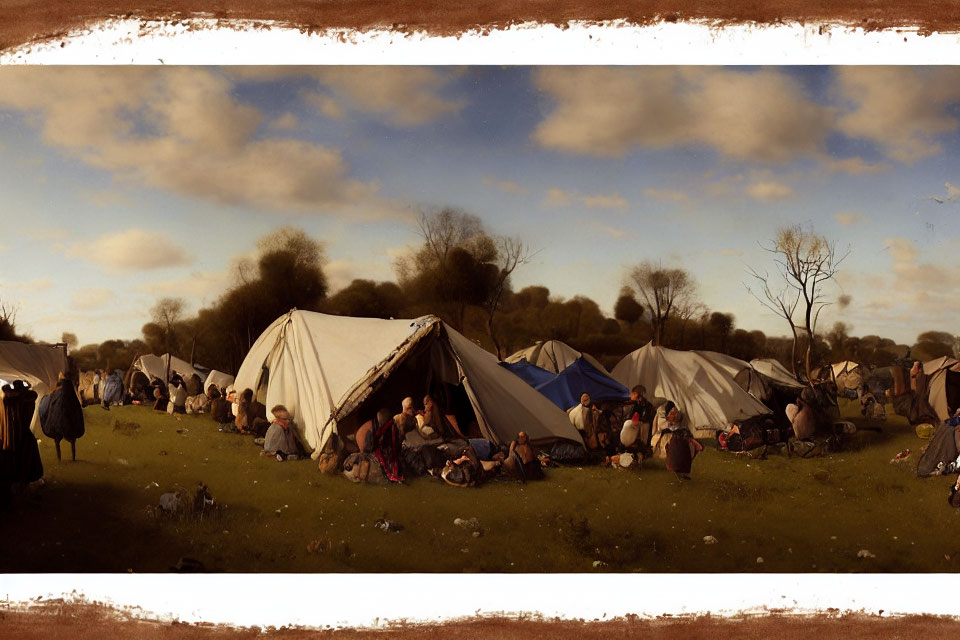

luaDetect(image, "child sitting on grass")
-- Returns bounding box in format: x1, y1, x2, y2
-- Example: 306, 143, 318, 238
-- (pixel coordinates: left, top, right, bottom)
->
261, 405, 301, 461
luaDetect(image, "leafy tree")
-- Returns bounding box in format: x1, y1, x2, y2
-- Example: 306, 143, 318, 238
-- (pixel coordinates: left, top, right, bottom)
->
326, 280, 405, 319
614, 287, 644, 325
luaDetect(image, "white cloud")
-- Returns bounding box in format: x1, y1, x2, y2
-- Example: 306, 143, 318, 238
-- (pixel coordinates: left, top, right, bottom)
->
139, 268, 233, 300
878, 237, 960, 316
532, 68, 833, 162
835, 211, 867, 226
0, 67, 379, 214
302, 67, 465, 127
925, 181, 960, 204
834, 67, 960, 163
71, 229, 192, 270
70, 288, 115, 311
746, 181, 794, 201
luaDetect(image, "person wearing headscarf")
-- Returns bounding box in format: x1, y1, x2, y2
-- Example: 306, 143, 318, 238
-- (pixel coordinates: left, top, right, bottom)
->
39, 375, 86, 462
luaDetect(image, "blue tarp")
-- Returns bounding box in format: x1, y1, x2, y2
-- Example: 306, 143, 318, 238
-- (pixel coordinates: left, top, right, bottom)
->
501, 356, 629, 411
499, 360, 556, 388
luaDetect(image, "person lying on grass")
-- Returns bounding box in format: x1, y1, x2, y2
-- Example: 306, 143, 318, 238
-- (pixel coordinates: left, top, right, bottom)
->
442, 438, 504, 487
261, 405, 301, 461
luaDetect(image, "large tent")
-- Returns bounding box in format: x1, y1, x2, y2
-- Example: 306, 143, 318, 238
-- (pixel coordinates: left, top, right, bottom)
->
0, 341, 68, 434
611, 343, 772, 437
131, 353, 204, 394
235, 310, 584, 456
501, 357, 629, 411
203, 369, 235, 393
505, 340, 610, 375
923, 356, 960, 422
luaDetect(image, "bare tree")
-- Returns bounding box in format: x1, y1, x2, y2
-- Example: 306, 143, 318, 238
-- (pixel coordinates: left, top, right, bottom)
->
150, 297, 185, 379
748, 225, 848, 383
485, 236, 534, 360
745, 262, 802, 376
625, 262, 695, 346
0, 301, 22, 342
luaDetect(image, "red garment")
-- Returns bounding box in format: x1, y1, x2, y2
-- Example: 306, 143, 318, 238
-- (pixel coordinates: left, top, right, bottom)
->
373, 418, 403, 483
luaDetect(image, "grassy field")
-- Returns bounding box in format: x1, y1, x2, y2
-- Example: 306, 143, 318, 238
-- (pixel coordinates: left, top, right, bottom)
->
2, 399, 958, 573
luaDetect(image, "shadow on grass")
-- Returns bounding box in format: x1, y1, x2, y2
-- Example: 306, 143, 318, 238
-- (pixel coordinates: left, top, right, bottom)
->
0, 476, 260, 572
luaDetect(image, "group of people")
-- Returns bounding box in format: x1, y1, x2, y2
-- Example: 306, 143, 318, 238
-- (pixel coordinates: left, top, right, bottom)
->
567, 386, 702, 479
336, 394, 543, 487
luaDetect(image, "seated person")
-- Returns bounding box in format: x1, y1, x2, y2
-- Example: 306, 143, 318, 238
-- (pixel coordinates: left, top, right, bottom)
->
235, 388, 269, 436
262, 405, 301, 461
617, 385, 655, 453
208, 386, 232, 424
151, 378, 168, 412
394, 397, 420, 440
167, 377, 187, 414
502, 431, 544, 481
785, 388, 818, 440
418, 394, 466, 440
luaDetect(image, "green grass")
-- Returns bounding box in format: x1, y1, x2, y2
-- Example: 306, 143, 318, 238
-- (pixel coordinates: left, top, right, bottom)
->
2, 399, 958, 573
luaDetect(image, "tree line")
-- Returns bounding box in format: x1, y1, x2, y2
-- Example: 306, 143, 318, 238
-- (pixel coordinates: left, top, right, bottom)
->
1, 209, 953, 378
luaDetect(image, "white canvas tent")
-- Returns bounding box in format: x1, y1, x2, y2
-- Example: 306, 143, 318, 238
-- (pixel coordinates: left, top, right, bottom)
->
611, 343, 772, 437
750, 358, 804, 389
505, 340, 609, 375
0, 341, 68, 434
132, 353, 203, 393
235, 310, 585, 456
923, 356, 960, 422
203, 370, 235, 393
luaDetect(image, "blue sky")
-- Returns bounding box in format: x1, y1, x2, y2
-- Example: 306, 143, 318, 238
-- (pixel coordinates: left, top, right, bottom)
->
0, 66, 957, 347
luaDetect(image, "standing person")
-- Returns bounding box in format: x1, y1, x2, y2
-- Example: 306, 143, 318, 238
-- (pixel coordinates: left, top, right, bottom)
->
39, 374, 86, 462
91, 369, 101, 404
0, 380, 44, 508
657, 402, 701, 480
568, 392, 604, 450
